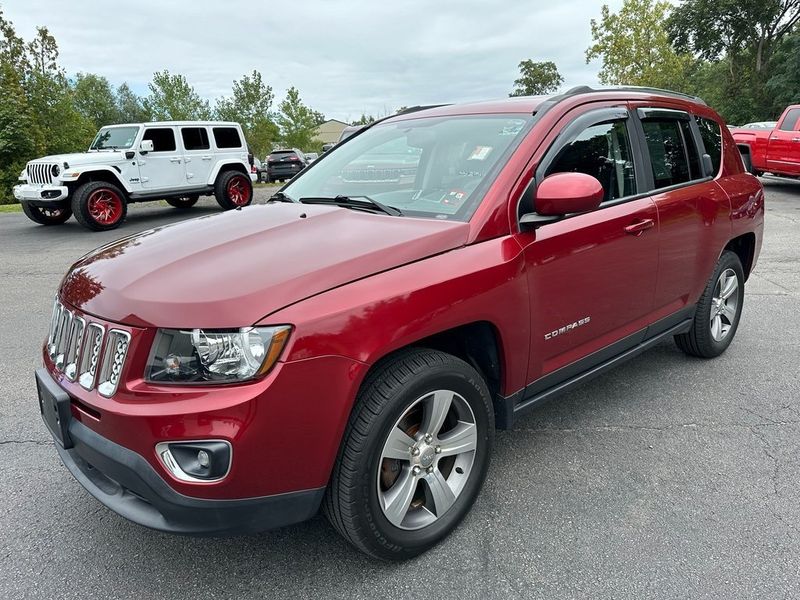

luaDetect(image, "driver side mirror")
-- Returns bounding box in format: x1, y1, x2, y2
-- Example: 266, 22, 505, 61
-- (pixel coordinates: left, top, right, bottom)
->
520, 172, 604, 229
139, 139, 154, 154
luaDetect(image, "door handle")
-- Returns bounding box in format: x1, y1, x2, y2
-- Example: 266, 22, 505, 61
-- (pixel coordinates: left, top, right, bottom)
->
624, 218, 655, 236
792, 137, 800, 142
201, 155, 212, 160
170, 157, 182, 163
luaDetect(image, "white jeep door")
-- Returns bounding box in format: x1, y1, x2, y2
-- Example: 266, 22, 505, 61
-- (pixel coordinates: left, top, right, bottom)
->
137, 126, 187, 190
179, 126, 214, 186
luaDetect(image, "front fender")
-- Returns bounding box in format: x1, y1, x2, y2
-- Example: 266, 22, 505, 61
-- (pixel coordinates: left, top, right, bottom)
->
69, 167, 132, 193
261, 236, 531, 397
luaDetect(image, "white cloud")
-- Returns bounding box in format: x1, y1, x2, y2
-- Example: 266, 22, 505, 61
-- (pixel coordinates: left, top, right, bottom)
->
3, 0, 622, 121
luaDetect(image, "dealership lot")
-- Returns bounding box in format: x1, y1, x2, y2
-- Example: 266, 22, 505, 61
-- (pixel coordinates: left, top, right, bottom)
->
1, 180, 798, 599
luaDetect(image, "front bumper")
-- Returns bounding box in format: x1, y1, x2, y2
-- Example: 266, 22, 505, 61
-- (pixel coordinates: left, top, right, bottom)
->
38, 368, 324, 535
14, 183, 69, 205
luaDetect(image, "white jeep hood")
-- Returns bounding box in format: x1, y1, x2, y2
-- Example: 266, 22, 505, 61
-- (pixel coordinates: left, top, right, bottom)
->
31, 151, 127, 166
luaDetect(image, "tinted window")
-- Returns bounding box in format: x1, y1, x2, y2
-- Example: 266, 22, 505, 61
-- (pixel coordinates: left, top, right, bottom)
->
213, 127, 242, 148
641, 119, 702, 188
696, 117, 722, 175
779, 108, 800, 131
546, 120, 636, 202
181, 127, 210, 150
90, 126, 139, 150
142, 128, 176, 152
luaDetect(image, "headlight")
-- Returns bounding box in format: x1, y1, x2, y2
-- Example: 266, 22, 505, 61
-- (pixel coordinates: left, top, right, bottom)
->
146, 326, 291, 384
50, 164, 61, 177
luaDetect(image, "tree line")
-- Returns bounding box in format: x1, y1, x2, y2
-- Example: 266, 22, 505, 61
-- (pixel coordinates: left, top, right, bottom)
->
512, 0, 800, 127
0, 6, 326, 203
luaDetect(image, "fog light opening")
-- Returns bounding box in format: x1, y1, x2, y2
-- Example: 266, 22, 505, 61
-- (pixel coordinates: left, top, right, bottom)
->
155, 440, 232, 483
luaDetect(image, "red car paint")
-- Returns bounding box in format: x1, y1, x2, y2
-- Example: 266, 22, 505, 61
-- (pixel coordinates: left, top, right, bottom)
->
732, 104, 800, 177
45, 90, 764, 519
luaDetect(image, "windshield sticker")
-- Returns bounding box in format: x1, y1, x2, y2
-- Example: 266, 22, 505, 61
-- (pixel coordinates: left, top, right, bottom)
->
468, 146, 493, 161
499, 120, 526, 136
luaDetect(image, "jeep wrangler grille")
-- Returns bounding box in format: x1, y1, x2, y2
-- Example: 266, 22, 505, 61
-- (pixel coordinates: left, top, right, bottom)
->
47, 299, 131, 398
27, 162, 57, 185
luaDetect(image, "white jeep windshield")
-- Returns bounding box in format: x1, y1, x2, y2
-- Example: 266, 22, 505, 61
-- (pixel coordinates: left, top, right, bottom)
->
90, 126, 140, 151
282, 114, 533, 221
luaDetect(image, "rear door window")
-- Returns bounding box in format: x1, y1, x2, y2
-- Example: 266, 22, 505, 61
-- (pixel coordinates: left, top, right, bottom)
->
545, 119, 637, 203
779, 108, 800, 131
142, 128, 176, 152
641, 118, 702, 189
181, 127, 210, 151
213, 127, 243, 149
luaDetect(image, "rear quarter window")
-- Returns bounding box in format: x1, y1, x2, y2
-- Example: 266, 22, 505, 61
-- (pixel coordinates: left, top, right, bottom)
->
696, 117, 722, 175
213, 127, 243, 149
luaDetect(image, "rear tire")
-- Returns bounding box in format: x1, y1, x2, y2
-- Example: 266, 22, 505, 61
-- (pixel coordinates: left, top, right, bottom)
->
21, 203, 72, 225
214, 171, 253, 210
71, 182, 127, 231
675, 250, 745, 358
167, 195, 199, 209
323, 348, 494, 560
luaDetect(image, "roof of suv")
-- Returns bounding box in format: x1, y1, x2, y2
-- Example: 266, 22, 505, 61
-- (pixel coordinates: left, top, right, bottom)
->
102, 121, 242, 128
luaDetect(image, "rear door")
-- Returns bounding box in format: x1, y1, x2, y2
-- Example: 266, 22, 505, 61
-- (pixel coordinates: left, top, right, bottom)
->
517, 105, 660, 385
138, 126, 187, 190
766, 107, 800, 175
180, 126, 214, 185
631, 106, 732, 322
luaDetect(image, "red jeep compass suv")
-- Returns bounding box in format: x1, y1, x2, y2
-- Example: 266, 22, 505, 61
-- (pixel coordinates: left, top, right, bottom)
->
37, 87, 764, 560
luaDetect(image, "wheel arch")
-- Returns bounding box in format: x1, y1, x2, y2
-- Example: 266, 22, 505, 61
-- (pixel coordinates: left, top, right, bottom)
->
208, 161, 249, 185
74, 168, 131, 195
724, 232, 756, 280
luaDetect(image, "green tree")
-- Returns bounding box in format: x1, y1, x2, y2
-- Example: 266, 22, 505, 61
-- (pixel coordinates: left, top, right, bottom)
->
766, 30, 800, 115
115, 82, 150, 122
509, 60, 564, 96
276, 86, 319, 150
215, 70, 278, 157
352, 113, 376, 125
72, 72, 120, 128
586, 0, 694, 90
0, 63, 38, 202
143, 70, 211, 120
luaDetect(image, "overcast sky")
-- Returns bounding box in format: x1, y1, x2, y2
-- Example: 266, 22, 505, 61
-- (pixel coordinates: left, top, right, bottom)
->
3, 0, 624, 122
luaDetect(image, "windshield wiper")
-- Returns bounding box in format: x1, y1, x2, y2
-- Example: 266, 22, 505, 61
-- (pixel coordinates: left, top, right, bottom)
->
269, 191, 295, 203
299, 195, 402, 216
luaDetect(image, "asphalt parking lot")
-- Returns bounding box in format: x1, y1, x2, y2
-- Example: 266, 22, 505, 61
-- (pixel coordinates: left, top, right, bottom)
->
1, 180, 798, 600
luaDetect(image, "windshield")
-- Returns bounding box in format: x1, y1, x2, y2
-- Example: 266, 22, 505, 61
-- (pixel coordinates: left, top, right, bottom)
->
90, 126, 140, 150
282, 114, 533, 221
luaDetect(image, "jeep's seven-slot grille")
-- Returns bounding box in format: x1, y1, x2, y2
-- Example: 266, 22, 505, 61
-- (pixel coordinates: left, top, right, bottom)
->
26, 162, 57, 185
47, 299, 131, 398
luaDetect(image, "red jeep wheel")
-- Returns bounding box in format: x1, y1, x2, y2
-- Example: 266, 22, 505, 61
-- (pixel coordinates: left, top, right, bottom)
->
214, 171, 254, 210
227, 175, 252, 206
72, 181, 128, 231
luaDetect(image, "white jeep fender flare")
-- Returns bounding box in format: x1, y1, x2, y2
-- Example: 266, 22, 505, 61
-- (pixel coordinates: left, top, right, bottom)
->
206, 160, 249, 186
70, 167, 133, 194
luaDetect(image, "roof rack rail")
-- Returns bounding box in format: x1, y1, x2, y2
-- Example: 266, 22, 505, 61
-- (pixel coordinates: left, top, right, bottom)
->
562, 85, 707, 106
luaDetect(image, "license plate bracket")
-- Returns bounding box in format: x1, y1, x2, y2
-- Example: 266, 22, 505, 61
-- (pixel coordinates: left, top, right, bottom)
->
36, 368, 73, 449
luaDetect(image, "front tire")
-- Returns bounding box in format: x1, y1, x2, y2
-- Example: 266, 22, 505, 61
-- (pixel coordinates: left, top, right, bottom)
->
167, 195, 199, 209
214, 171, 253, 210
71, 182, 127, 231
675, 250, 745, 358
323, 348, 494, 560
21, 203, 72, 225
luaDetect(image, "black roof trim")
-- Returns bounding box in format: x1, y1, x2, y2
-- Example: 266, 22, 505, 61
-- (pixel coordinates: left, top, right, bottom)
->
562, 85, 707, 106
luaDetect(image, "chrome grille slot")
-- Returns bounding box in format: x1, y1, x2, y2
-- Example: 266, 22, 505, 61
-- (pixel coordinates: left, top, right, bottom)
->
78, 323, 105, 390
54, 309, 73, 368
97, 330, 131, 398
47, 300, 62, 359
64, 316, 86, 381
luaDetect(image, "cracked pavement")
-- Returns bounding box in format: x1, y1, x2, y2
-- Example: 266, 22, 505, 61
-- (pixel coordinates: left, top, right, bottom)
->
1, 181, 798, 599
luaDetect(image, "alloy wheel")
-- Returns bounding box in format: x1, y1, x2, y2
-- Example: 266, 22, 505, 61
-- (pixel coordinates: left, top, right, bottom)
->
87, 188, 123, 225
226, 175, 251, 206
710, 268, 739, 342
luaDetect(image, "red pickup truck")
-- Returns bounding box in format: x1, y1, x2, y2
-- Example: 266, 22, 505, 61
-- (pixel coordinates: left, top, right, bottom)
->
733, 105, 800, 177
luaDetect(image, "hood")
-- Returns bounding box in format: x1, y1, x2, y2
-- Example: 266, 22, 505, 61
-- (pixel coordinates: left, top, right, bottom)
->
33, 151, 127, 166
61, 203, 470, 328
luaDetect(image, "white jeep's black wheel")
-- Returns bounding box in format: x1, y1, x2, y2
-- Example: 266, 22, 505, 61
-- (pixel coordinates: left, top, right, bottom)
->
675, 250, 745, 358
323, 348, 494, 560
71, 182, 127, 231
21, 203, 72, 225
214, 171, 253, 210
166, 195, 199, 209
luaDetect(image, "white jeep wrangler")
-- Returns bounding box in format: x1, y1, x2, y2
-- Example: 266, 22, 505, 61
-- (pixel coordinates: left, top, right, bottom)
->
14, 121, 257, 231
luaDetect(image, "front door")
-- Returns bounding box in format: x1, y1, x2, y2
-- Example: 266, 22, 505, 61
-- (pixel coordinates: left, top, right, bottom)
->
766, 107, 800, 176
138, 126, 187, 190
516, 108, 660, 386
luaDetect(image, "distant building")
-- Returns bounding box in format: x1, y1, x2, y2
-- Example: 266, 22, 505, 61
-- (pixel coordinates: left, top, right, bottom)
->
314, 119, 349, 144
